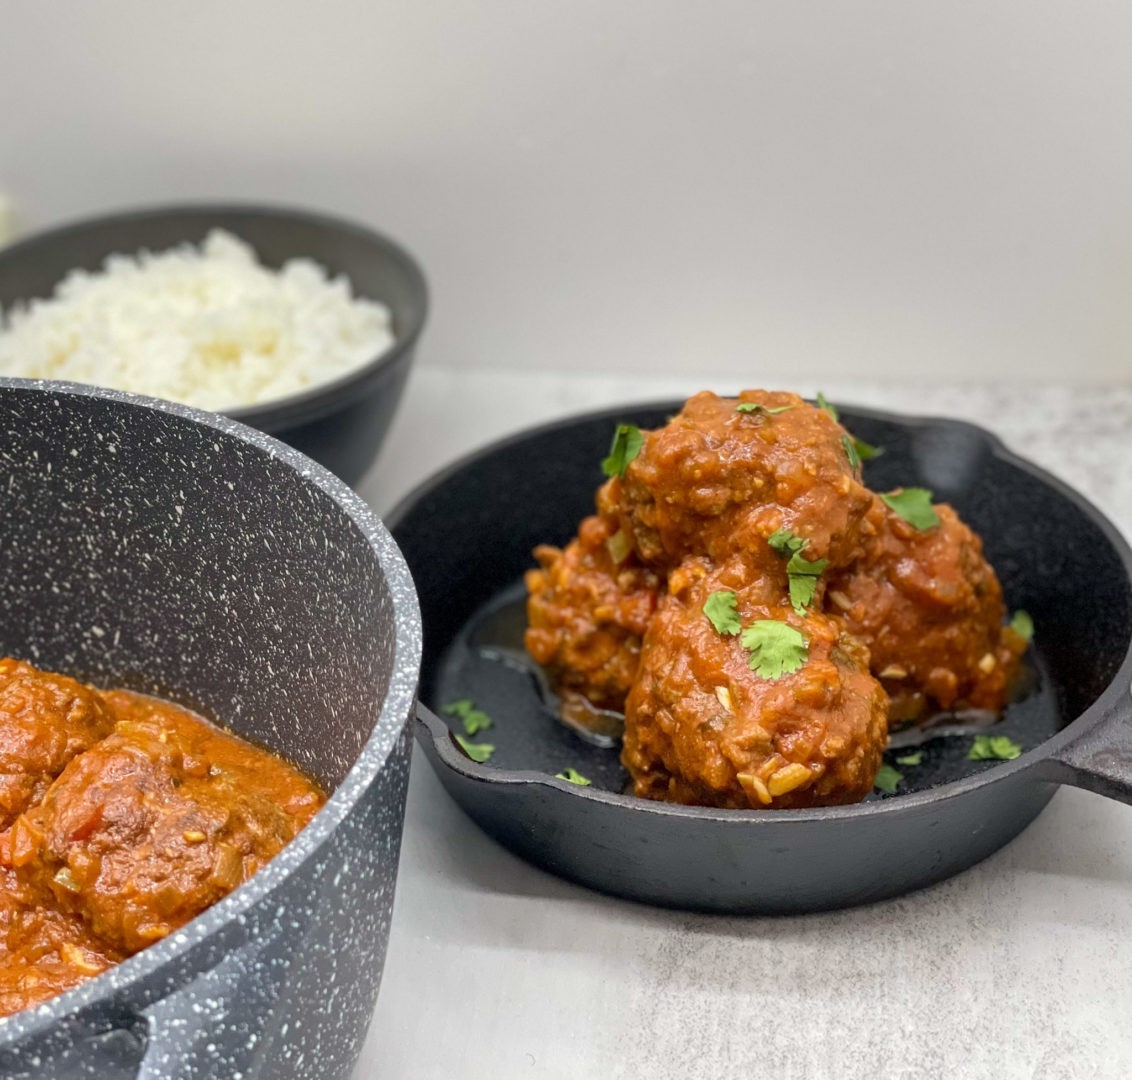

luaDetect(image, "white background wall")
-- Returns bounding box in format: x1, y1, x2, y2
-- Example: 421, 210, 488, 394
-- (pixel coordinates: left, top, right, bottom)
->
2, 0, 1129, 383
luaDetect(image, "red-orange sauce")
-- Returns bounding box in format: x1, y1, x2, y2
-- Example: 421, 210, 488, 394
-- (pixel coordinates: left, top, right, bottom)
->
0, 658, 324, 1017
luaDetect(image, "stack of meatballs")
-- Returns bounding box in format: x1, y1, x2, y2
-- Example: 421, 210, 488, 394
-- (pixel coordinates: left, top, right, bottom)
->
525, 390, 1025, 809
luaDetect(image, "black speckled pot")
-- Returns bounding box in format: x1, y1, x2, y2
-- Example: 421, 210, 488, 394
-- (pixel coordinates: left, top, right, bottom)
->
0, 379, 421, 1078
0, 204, 429, 485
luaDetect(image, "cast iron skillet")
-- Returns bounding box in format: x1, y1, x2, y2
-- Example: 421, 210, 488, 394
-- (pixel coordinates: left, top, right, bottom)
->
0, 204, 429, 485
389, 399, 1132, 914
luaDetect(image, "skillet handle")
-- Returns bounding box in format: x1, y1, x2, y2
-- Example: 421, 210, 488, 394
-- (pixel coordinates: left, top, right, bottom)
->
1044, 688, 1132, 804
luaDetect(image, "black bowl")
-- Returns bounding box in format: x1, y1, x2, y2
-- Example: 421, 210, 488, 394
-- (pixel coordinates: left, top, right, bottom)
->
389, 399, 1132, 914
0, 204, 429, 485
0, 378, 421, 1079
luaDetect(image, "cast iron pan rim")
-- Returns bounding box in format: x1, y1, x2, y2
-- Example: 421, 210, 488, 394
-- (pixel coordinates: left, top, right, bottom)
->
0, 201, 430, 432
0, 377, 423, 1041
390, 395, 1132, 824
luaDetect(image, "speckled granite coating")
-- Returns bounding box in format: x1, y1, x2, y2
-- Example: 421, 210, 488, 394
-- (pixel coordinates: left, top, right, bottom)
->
0, 378, 421, 1079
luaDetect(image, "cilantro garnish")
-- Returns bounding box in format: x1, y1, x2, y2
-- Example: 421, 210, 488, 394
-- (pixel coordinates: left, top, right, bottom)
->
841, 433, 882, 471
737, 402, 796, 416
895, 751, 923, 766
768, 528, 806, 558
874, 764, 903, 794
853, 436, 882, 461
556, 768, 592, 786
816, 392, 881, 467
740, 621, 808, 680
967, 735, 1022, 761
767, 528, 828, 614
443, 699, 493, 736
601, 424, 644, 479
454, 733, 495, 763
703, 590, 741, 635
786, 550, 829, 615
1010, 610, 1034, 642
880, 488, 940, 531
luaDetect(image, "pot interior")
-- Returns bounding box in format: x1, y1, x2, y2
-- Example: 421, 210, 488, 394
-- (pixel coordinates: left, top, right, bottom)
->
0, 384, 397, 791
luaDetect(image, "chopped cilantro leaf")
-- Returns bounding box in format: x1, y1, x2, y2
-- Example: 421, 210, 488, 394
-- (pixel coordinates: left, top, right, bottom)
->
874, 764, 903, 794
786, 550, 829, 578
601, 424, 644, 479
462, 711, 493, 736
968, 735, 1022, 761
768, 528, 806, 558
556, 768, 592, 786
841, 432, 882, 471
740, 621, 808, 680
703, 590, 741, 635
853, 436, 882, 462
768, 530, 828, 614
454, 734, 495, 763
443, 698, 493, 735
1010, 610, 1034, 642
788, 574, 820, 615
816, 394, 880, 466
737, 402, 796, 416
785, 550, 829, 615
895, 751, 923, 766
880, 488, 941, 531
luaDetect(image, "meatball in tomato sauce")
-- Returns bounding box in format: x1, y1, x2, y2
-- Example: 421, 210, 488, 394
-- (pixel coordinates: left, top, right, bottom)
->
0, 662, 324, 1017
829, 499, 1025, 724
525, 484, 663, 723
613, 390, 876, 571
623, 559, 888, 809
0, 659, 115, 830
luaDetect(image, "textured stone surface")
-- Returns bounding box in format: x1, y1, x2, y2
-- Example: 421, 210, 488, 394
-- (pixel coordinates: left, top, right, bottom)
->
361, 368, 1132, 1080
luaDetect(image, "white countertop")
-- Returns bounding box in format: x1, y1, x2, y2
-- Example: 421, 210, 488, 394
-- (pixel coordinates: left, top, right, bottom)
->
354, 368, 1132, 1080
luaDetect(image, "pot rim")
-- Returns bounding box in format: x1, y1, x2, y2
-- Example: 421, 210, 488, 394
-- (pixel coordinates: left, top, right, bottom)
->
392, 395, 1132, 826
0, 377, 423, 1042
0, 201, 430, 433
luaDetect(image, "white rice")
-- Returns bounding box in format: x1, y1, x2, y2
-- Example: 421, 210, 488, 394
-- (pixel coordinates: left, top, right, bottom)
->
0, 229, 395, 411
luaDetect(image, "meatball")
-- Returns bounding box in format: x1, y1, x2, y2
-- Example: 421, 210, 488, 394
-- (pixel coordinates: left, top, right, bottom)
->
615, 390, 876, 570
622, 562, 889, 809
9, 705, 319, 955
0, 659, 115, 829
0, 865, 119, 1015
526, 507, 662, 722
828, 499, 1025, 723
